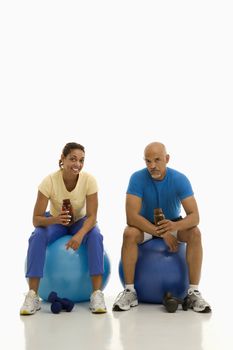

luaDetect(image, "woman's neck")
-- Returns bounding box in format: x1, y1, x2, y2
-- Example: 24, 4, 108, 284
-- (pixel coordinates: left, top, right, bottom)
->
62, 171, 79, 192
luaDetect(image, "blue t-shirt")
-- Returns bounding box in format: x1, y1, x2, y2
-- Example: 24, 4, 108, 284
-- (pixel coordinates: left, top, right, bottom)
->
126, 167, 194, 223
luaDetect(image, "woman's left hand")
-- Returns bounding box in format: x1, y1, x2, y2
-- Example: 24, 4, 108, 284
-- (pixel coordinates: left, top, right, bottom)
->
65, 234, 83, 251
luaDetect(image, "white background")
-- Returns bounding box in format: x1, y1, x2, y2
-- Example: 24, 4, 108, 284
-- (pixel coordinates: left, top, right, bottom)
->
0, 1, 232, 304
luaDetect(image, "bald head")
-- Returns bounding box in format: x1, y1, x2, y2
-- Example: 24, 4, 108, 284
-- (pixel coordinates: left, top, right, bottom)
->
144, 142, 169, 180
144, 142, 167, 157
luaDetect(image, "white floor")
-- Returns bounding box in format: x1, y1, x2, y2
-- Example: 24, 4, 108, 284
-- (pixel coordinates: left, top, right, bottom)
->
4, 291, 232, 350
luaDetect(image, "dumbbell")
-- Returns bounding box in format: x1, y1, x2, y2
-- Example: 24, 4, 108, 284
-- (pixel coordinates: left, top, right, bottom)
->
51, 301, 63, 314
163, 292, 188, 313
48, 291, 74, 313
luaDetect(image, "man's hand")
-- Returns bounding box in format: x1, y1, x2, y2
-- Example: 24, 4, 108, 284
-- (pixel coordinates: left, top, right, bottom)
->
162, 232, 178, 252
154, 219, 177, 236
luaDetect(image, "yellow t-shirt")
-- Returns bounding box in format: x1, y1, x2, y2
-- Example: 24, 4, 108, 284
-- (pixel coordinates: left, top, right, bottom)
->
38, 169, 98, 222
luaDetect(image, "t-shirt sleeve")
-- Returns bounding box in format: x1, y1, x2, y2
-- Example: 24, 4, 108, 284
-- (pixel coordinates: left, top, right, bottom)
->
86, 174, 98, 195
126, 172, 143, 198
176, 174, 194, 200
38, 175, 52, 199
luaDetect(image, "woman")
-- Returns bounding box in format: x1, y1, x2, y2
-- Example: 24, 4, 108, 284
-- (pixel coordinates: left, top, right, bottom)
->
20, 142, 107, 315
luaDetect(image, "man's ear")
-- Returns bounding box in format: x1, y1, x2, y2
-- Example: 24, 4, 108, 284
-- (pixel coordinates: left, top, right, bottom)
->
166, 154, 170, 164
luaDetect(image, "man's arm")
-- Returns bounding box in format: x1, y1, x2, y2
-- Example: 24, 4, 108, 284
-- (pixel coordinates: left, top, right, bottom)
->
126, 194, 156, 234
126, 193, 199, 236
173, 195, 199, 231
159, 195, 200, 252
158, 195, 200, 235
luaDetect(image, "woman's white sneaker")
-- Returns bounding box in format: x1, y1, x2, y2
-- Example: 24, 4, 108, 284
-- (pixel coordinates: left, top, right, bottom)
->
89, 290, 107, 314
20, 290, 41, 315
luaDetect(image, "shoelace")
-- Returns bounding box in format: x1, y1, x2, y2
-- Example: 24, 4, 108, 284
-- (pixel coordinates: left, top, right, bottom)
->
114, 289, 134, 304
93, 291, 105, 307
188, 290, 207, 306
188, 289, 200, 296
23, 295, 35, 308
114, 290, 128, 303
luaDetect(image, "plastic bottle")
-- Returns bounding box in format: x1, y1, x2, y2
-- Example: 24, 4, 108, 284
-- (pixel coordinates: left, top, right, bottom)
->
62, 199, 74, 224
154, 208, 165, 226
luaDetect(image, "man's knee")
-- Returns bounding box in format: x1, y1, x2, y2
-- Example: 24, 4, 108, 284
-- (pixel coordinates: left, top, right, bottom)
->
178, 226, 202, 244
188, 227, 202, 244
123, 226, 142, 244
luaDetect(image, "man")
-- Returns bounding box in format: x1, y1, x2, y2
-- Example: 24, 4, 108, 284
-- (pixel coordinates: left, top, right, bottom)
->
113, 142, 211, 313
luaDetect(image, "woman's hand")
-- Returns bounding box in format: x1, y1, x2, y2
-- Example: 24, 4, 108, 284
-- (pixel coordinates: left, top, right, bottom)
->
65, 234, 83, 251
56, 210, 72, 226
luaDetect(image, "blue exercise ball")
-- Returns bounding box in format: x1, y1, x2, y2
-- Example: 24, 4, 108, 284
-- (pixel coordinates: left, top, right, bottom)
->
119, 238, 188, 303
38, 235, 111, 302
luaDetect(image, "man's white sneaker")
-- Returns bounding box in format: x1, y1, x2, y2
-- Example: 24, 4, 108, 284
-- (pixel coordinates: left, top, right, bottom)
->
112, 289, 138, 311
20, 290, 41, 315
89, 290, 107, 314
186, 289, 211, 313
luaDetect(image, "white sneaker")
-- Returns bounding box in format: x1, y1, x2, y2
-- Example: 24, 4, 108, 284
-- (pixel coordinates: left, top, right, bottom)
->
112, 289, 138, 311
186, 289, 211, 313
89, 290, 107, 314
20, 290, 41, 315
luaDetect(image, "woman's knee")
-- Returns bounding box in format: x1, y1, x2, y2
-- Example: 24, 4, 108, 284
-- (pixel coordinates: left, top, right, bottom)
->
28, 227, 47, 243
86, 226, 103, 243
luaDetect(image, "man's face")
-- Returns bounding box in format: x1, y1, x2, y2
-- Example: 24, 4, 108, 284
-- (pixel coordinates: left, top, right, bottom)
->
144, 148, 169, 180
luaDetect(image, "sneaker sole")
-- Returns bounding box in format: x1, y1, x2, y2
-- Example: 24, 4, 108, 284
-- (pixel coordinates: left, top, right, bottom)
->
193, 306, 212, 313
112, 300, 138, 311
90, 308, 107, 314
20, 310, 35, 315
20, 306, 41, 316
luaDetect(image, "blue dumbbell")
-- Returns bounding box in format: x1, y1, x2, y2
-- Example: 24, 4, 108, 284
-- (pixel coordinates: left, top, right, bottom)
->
48, 291, 74, 313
